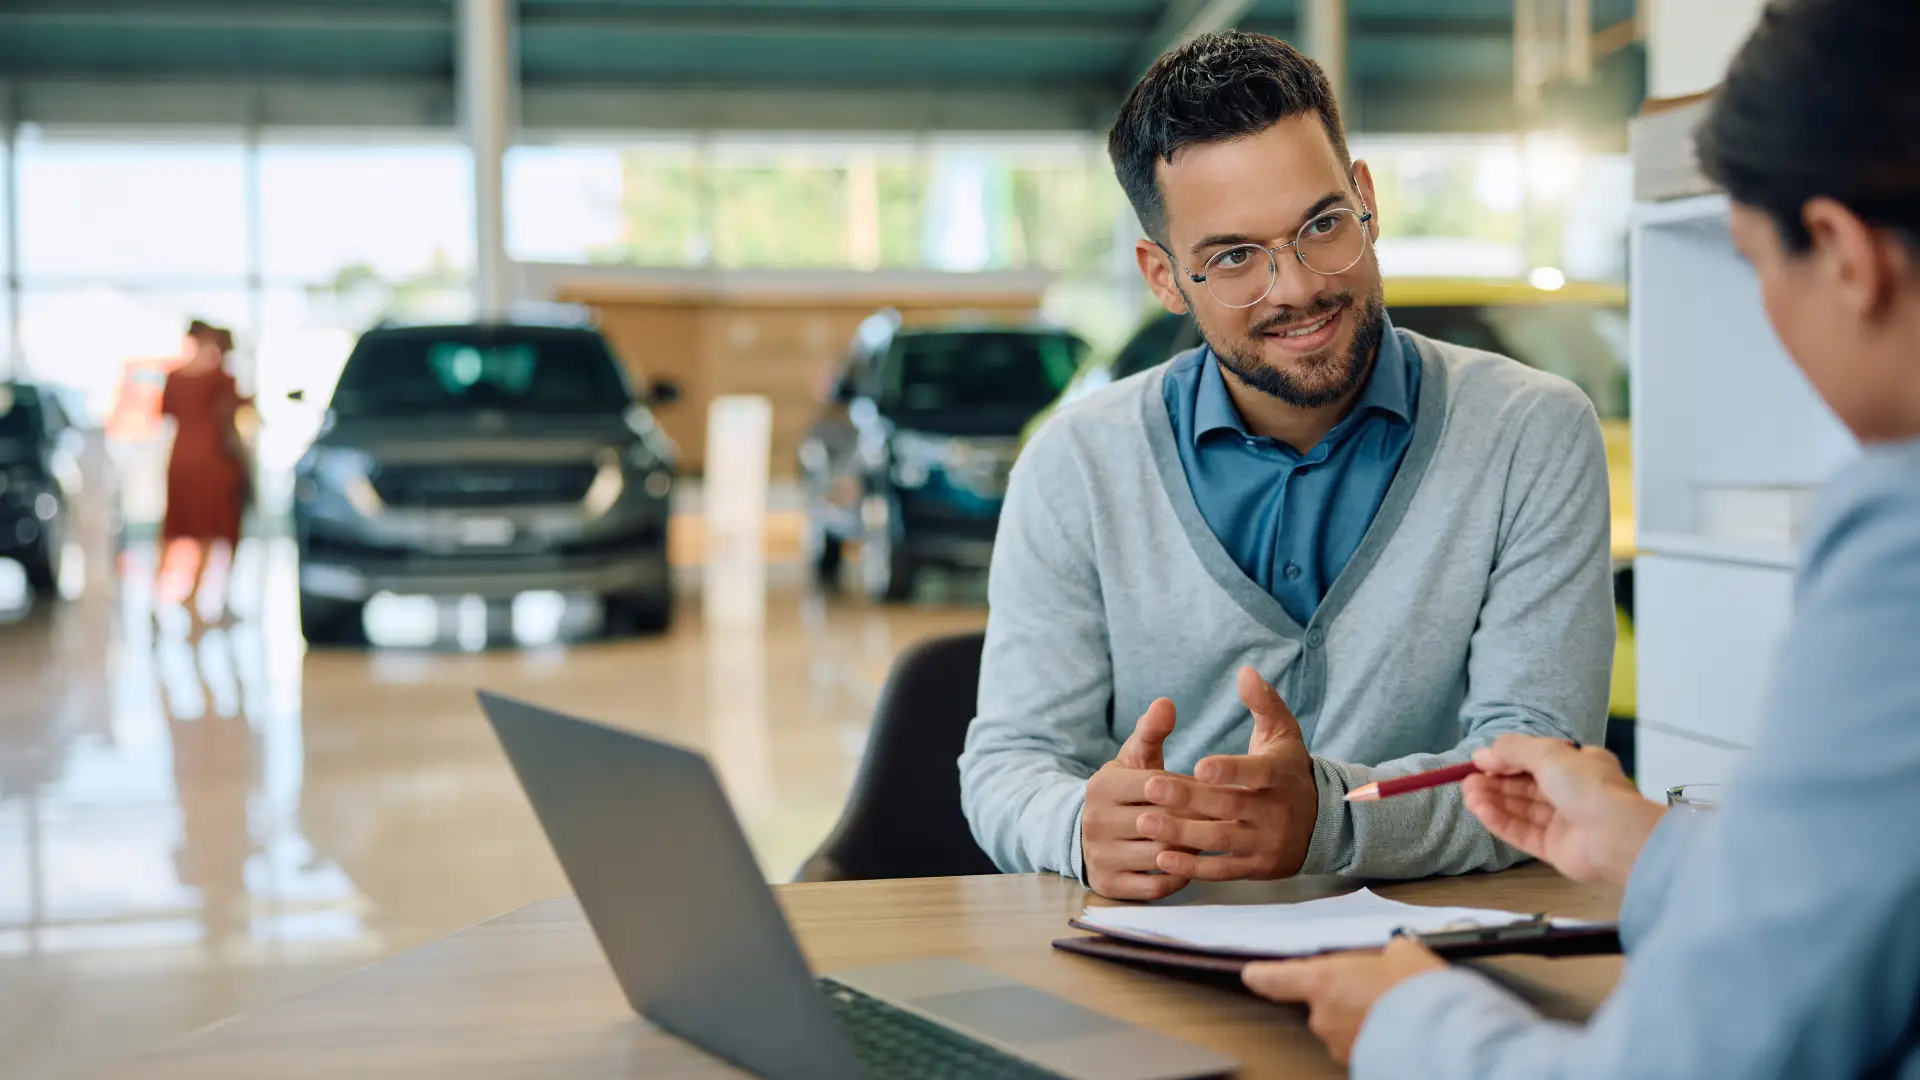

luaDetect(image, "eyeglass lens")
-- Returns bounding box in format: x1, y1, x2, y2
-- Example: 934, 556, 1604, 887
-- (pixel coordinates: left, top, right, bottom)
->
1201, 208, 1369, 309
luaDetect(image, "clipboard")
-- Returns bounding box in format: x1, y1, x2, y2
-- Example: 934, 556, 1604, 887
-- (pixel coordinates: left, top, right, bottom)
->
1053, 917, 1621, 978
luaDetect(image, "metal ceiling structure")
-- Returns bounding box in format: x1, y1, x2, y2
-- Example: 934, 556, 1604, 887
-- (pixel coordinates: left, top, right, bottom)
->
0, 0, 1642, 134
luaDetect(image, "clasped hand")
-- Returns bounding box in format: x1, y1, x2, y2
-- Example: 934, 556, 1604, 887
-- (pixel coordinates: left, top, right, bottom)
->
1081, 666, 1319, 900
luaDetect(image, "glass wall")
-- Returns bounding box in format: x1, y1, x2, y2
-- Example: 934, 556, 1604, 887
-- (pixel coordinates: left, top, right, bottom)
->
0, 126, 1630, 527
504, 131, 1628, 352
254, 138, 473, 513
507, 135, 1131, 277
4, 128, 474, 528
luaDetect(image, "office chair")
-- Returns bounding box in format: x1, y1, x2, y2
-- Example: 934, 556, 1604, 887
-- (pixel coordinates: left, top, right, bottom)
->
795, 630, 1002, 882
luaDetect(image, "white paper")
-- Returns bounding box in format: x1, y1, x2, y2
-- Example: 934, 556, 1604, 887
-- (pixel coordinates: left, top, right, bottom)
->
1077, 888, 1539, 957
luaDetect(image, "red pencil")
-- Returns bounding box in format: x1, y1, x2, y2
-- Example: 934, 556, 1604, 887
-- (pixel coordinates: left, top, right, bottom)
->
1344, 761, 1482, 802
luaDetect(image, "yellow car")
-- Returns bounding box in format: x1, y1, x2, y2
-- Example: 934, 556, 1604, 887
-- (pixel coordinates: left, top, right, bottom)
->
1028, 278, 1638, 721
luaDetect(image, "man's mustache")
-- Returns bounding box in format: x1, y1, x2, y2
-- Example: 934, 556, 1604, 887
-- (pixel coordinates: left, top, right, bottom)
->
1249, 294, 1351, 336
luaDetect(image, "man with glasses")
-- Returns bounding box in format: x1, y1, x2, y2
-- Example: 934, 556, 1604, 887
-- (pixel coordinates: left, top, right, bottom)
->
960, 31, 1614, 899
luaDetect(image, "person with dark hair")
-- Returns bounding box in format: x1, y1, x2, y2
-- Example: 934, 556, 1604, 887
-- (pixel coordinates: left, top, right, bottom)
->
1238, 2, 1920, 1076
961, 31, 1615, 899
157, 320, 251, 632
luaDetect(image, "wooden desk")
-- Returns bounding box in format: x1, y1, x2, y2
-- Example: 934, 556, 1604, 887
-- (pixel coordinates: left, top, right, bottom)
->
103, 865, 1622, 1079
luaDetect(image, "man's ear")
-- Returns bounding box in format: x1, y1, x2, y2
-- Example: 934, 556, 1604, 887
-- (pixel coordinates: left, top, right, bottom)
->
1351, 160, 1380, 241
1136, 238, 1193, 316
1803, 196, 1899, 322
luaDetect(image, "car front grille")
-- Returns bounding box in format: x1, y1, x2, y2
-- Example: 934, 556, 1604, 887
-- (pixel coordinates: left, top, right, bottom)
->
370, 463, 598, 509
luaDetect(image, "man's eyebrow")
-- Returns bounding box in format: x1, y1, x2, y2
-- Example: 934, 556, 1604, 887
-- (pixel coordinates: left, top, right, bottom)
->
1188, 232, 1260, 254
1299, 190, 1352, 223
1187, 190, 1353, 256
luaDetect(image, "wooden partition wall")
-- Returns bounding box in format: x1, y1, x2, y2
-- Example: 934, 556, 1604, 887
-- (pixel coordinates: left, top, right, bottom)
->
546, 270, 1051, 477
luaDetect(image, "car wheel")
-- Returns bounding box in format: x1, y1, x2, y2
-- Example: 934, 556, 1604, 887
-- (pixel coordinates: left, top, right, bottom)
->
21, 536, 61, 593
300, 592, 367, 647
859, 496, 917, 603
1612, 564, 1635, 623
808, 522, 845, 590
604, 589, 673, 636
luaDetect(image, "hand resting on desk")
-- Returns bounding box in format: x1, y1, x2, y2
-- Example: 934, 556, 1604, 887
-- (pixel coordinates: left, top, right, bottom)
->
1242, 732, 1666, 1065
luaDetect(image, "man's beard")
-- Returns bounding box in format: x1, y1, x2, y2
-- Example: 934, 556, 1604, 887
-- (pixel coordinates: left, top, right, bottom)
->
1180, 285, 1388, 409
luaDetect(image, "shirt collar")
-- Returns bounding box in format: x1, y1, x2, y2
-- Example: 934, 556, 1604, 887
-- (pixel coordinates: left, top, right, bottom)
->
1192, 315, 1411, 446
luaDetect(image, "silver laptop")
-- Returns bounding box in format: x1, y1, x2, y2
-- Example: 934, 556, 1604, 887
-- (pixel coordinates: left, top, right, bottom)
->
478, 691, 1236, 1080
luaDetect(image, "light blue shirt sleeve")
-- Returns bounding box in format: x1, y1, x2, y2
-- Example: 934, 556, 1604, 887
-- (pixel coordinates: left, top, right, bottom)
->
1350, 440, 1920, 1080
1615, 808, 1706, 951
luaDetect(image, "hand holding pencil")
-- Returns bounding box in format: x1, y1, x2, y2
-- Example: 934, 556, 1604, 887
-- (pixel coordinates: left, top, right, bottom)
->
1371, 734, 1668, 890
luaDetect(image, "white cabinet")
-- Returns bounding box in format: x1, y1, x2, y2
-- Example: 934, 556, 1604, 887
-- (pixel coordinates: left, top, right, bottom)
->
1634, 554, 1792, 748
1629, 193, 1856, 801
1636, 725, 1744, 802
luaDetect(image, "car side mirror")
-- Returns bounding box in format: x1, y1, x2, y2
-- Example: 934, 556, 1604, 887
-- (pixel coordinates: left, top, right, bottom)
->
287, 389, 306, 403
647, 380, 681, 407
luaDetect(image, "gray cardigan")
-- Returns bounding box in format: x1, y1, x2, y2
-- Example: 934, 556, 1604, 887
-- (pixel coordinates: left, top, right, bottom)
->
1352, 438, 1920, 1080
958, 333, 1615, 882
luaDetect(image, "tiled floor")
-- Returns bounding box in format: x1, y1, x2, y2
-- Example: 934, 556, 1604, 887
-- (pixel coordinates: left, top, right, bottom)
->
0, 533, 985, 1079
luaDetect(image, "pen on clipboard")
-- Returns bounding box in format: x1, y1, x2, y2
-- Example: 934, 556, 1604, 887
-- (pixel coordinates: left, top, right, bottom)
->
1344, 741, 1581, 803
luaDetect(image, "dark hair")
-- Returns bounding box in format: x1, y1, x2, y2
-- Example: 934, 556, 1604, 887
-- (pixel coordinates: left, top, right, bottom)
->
1108, 30, 1348, 242
1697, 0, 1920, 253
186, 319, 235, 353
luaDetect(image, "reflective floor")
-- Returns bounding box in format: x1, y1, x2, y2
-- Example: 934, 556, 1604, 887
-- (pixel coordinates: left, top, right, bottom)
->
0, 527, 985, 1079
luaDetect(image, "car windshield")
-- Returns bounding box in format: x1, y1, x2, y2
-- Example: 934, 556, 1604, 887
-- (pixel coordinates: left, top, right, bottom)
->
329, 329, 631, 416
1480, 304, 1629, 420
1391, 303, 1629, 420
878, 331, 1085, 414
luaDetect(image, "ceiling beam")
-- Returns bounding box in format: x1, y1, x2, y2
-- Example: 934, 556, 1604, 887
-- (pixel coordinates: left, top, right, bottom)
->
1129, 0, 1258, 77
4, 74, 1553, 135
524, 4, 1152, 42
0, 1, 447, 33
0, 1, 1152, 44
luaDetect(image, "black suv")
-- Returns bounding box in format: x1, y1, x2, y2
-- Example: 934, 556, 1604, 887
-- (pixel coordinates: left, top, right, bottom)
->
0, 382, 81, 594
800, 314, 1087, 600
290, 322, 678, 644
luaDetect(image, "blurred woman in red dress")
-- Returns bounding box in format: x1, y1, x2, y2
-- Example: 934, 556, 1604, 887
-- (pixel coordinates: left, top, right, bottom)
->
158, 321, 251, 630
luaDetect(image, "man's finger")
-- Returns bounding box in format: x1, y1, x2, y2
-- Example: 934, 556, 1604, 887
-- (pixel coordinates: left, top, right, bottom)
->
1089, 768, 1164, 807
1242, 958, 1323, 1002
1117, 698, 1178, 770
1092, 838, 1178, 872
1096, 871, 1190, 902
1238, 666, 1303, 752
1143, 774, 1259, 820
1137, 812, 1246, 853
1194, 752, 1284, 789
1155, 849, 1268, 881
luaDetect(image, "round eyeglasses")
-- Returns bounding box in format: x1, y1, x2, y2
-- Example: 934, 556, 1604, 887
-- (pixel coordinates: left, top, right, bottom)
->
1168, 205, 1375, 309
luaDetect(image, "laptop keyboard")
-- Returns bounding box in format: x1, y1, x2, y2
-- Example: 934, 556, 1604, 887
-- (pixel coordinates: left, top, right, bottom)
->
818, 978, 1066, 1079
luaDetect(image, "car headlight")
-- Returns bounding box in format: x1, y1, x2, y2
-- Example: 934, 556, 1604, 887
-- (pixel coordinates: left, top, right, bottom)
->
302, 447, 383, 517
581, 449, 626, 518
894, 434, 1016, 497
625, 437, 661, 471
621, 412, 677, 470
890, 431, 956, 489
